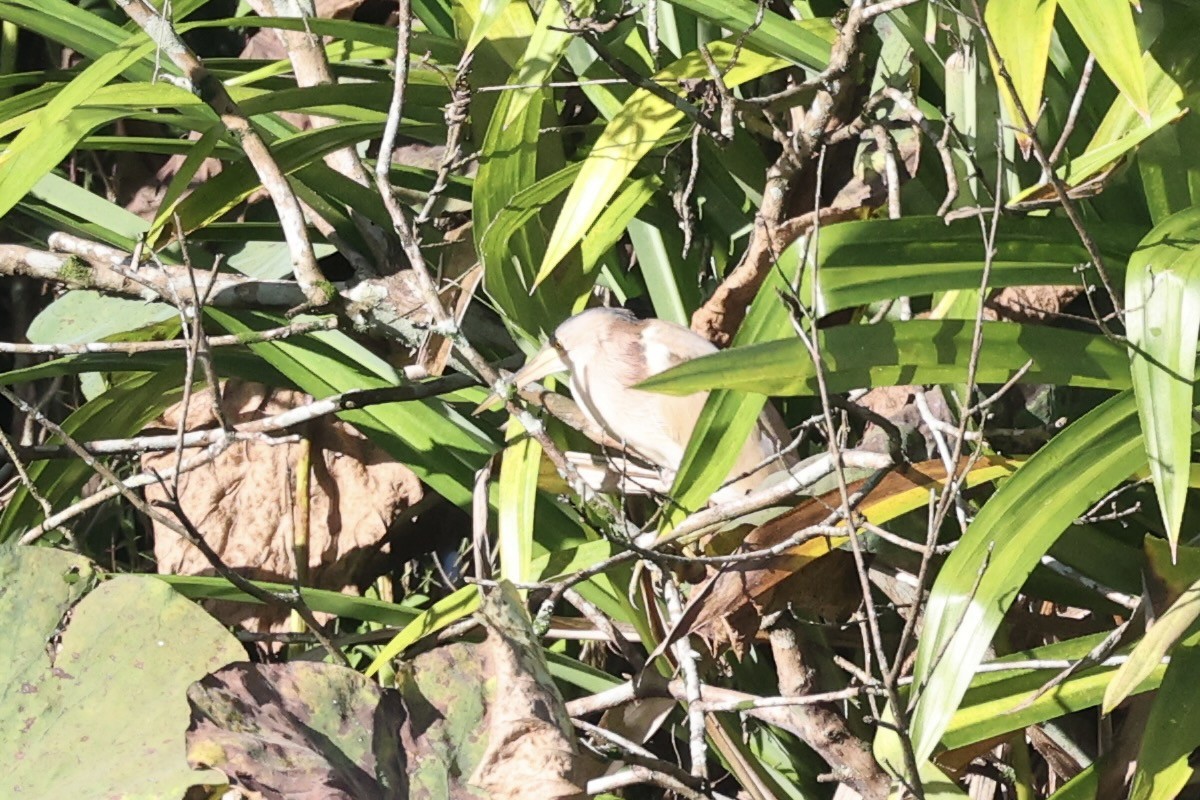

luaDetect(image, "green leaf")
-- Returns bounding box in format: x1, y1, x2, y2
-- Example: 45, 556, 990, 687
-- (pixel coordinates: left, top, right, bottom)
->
465, 0, 513, 53
472, 0, 591, 335
171, 121, 383, 235
0, 370, 189, 541
206, 309, 494, 509
537, 39, 788, 286
0, 349, 284, 391
985, 0, 1057, 140
904, 389, 1146, 762
1048, 765, 1099, 800
660, 248, 799, 529
1059, 0, 1151, 121
1137, 113, 1200, 225
581, 173, 661, 273
794, 216, 1138, 316
638, 320, 1131, 397
366, 539, 617, 676
0, 33, 159, 219
29, 172, 149, 240
0, 547, 243, 798
157, 574, 422, 628
1018, 18, 1195, 200
627, 214, 694, 325
497, 420, 541, 586
1125, 205, 1200, 557
945, 632, 1166, 751
1104, 536, 1200, 713
147, 122, 224, 245
0, 0, 129, 63
27, 291, 175, 345
660, 0, 831, 69
1128, 630, 1200, 800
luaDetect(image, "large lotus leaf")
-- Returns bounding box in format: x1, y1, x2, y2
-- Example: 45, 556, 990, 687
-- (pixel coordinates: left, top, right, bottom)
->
395, 583, 584, 800
397, 641, 491, 800
0, 546, 243, 798
186, 662, 406, 800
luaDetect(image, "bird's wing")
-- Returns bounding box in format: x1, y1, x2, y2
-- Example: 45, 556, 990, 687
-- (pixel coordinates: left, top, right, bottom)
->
638, 318, 719, 375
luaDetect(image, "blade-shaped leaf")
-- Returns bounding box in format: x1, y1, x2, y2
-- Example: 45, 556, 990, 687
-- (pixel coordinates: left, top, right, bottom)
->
944, 631, 1167, 750
0, 34, 159, 219
1104, 536, 1200, 713
1059, 0, 1150, 120
366, 538, 619, 676
206, 309, 494, 508
660, 0, 832, 69
905, 389, 1146, 762
1125, 204, 1200, 557
637, 320, 1131, 397
465, 0, 512, 53
497, 419, 541, 586
537, 40, 788, 285
985, 0, 1057, 147
0, 370, 189, 541
472, 0, 590, 335
1128, 629, 1200, 800
660, 248, 799, 529
794, 216, 1139, 316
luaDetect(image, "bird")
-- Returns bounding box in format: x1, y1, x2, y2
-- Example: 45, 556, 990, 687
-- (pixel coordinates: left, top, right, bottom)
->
480, 307, 796, 503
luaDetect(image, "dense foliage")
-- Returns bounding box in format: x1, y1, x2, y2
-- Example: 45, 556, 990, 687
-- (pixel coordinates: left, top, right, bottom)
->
2, 0, 1200, 797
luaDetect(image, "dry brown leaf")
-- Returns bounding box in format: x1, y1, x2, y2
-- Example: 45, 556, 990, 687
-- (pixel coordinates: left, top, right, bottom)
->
144, 380, 421, 632
469, 583, 586, 800
684, 460, 970, 653
985, 285, 1081, 323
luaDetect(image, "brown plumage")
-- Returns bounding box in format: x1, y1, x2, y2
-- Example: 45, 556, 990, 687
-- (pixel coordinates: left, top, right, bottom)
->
492, 307, 795, 502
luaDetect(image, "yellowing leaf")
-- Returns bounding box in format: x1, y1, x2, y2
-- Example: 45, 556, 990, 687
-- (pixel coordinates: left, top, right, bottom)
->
536, 39, 790, 286
1059, 0, 1151, 121
985, 0, 1057, 151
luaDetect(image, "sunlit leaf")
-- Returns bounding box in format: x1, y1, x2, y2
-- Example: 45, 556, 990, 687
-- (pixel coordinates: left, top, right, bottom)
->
1128, 630, 1200, 800
497, 418, 540, 586
1104, 536, 1200, 713
797, 216, 1139, 316
638, 320, 1131, 397
660, 249, 799, 530
366, 539, 617, 675
1059, 0, 1150, 121
905, 390, 1146, 762
1125, 205, 1200, 557
537, 40, 788, 285
985, 0, 1057, 149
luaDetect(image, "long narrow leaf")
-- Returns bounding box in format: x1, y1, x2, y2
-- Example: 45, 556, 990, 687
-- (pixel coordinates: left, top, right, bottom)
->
660, 248, 800, 529
537, 40, 788, 285
904, 390, 1146, 762
795, 216, 1138, 316
638, 320, 1131, 397
1125, 205, 1200, 557
1058, 0, 1150, 120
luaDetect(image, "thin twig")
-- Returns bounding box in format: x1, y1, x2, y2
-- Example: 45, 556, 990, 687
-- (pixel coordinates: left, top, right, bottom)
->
0, 384, 348, 664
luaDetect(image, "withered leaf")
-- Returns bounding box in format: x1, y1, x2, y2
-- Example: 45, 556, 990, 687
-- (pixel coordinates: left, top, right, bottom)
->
187, 662, 404, 800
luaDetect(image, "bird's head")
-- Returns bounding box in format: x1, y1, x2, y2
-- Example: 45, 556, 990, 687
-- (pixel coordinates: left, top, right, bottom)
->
474, 307, 637, 414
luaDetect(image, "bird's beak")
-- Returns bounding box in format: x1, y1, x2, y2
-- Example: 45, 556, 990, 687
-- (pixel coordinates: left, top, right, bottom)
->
473, 345, 569, 415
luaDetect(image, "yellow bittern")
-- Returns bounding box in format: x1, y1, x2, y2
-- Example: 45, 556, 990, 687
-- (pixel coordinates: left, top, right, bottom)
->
483, 307, 795, 502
